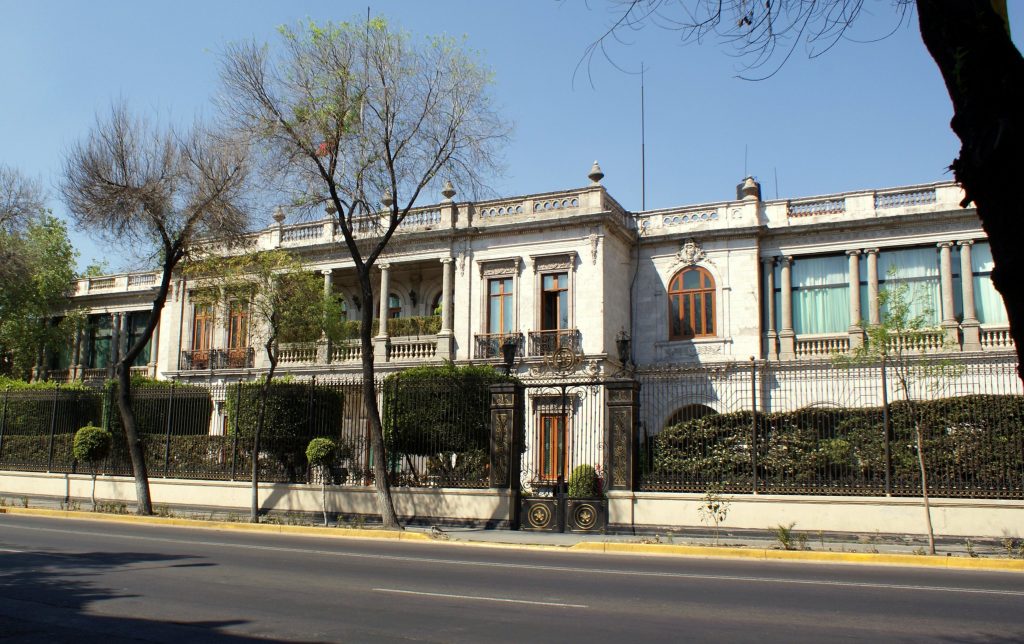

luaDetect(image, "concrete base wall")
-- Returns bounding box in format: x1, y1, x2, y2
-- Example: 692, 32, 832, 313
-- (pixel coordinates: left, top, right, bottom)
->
0, 471, 511, 527
609, 491, 1024, 539
3, 471, 1020, 538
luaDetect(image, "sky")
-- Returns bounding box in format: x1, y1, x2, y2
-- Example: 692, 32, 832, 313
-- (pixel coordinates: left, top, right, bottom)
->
2, 1, 1021, 272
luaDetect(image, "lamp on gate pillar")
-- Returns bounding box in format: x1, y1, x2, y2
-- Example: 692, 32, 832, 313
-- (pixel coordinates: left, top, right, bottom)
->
616, 328, 632, 368
501, 337, 518, 376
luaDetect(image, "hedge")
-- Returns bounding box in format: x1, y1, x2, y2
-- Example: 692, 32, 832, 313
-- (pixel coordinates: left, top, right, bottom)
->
648, 394, 1024, 495
224, 381, 344, 483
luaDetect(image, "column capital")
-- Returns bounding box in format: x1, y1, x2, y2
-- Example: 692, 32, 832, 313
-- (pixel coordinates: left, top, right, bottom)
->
863, 247, 879, 256
320, 268, 333, 276
778, 255, 793, 267
760, 256, 776, 266
957, 239, 975, 248
440, 256, 454, 265
937, 241, 955, 250
377, 262, 391, 271
845, 249, 861, 257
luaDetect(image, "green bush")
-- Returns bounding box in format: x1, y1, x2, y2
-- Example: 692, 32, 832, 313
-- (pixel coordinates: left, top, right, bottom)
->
567, 464, 601, 498
224, 381, 344, 482
72, 424, 112, 468
649, 395, 1024, 494
383, 363, 511, 458
306, 437, 337, 468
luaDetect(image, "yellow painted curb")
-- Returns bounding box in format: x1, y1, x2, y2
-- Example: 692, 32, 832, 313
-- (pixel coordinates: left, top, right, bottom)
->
0, 507, 429, 542
571, 541, 1024, 571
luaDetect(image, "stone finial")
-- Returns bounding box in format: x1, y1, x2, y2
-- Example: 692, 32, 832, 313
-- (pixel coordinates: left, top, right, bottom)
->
588, 160, 604, 185
441, 180, 456, 201
381, 191, 394, 208
737, 176, 761, 201
272, 206, 286, 224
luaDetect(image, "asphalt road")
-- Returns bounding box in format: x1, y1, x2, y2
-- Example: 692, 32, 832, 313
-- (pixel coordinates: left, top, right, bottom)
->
0, 514, 1022, 643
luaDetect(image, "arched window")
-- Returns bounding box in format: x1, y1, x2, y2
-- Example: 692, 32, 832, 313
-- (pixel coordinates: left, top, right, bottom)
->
668, 267, 715, 339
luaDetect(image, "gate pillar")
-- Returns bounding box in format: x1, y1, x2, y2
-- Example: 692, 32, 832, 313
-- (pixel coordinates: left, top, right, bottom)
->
489, 382, 524, 529
605, 380, 640, 491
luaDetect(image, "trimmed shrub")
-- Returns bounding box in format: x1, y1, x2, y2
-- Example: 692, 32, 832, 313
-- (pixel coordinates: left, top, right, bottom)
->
72, 424, 112, 469
567, 464, 601, 498
306, 437, 337, 469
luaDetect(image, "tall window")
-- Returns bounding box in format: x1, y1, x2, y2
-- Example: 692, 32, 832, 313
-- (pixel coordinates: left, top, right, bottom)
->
126, 311, 152, 366
878, 248, 941, 324
541, 273, 569, 330
668, 267, 715, 340
192, 304, 213, 352
792, 255, 849, 334
227, 301, 248, 349
387, 293, 402, 319
86, 314, 112, 369
539, 413, 567, 481
488, 278, 514, 334
972, 241, 1008, 324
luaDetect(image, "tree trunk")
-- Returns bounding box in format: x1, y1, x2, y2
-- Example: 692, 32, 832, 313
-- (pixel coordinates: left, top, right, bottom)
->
321, 476, 328, 527
251, 338, 278, 523
358, 270, 402, 530
116, 362, 152, 515
91, 469, 97, 511
915, 423, 937, 555
917, 1, 1024, 381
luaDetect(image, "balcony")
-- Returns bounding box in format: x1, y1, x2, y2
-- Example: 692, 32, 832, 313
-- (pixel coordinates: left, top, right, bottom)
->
180, 348, 255, 371
474, 332, 524, 360
528, 329, 581, 357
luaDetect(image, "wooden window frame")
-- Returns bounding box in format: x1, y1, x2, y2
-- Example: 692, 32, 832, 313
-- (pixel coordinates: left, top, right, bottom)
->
487, 277, 515, 335
538, 412, 568, 482
668, 266, 716, 340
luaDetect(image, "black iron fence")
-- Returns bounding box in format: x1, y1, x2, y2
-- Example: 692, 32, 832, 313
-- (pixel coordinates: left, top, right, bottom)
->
638, 355, 1024, 498
0, 375, 496, 489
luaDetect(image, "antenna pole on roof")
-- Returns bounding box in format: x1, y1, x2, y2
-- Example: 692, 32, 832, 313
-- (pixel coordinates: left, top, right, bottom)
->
774, 167, 780, 200
641, 63, 646, 211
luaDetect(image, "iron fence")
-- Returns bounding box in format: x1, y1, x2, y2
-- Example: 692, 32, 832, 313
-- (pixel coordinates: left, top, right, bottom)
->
520, 380, 606, 492
638, 355, 1024, 498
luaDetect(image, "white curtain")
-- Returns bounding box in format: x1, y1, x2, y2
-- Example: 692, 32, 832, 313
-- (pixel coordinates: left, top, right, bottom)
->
972, 242, 1008, 324
878, 248, 940, 325
792, 255, 850, 334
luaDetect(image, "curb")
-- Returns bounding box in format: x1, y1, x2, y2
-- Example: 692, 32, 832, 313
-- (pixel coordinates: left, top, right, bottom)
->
0, 507, 430, 542
570, 541, 1024, 571
4, 507, 1022, 572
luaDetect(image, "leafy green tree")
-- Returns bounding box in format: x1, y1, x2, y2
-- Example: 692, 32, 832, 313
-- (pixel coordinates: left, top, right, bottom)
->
72, 424, 112, 510
585, 1, 1024, 381
306, 437, 338, 526
220, 17, 508, 529
0, 165, 79, 378
187, 249, 329, 522
61, 103, 252, 515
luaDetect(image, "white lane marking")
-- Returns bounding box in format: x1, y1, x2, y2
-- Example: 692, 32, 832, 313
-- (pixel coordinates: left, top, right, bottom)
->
3, 521, 1022, 598
0, 548, 22, 553
374, 588, 587, 608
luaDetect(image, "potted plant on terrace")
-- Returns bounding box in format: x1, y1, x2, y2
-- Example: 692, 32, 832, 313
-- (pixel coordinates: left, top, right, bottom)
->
565, 464, 607, 533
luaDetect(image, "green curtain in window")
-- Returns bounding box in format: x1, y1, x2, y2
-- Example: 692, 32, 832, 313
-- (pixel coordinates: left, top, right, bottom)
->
971, 242, 1008, 324
791, 255, 850, 334
878, 248, 940, 325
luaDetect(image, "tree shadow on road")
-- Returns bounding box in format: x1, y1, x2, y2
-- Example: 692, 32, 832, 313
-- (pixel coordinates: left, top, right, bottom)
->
0, 548, 300, 643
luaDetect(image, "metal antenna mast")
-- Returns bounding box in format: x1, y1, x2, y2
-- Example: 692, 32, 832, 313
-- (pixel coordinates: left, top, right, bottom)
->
641, 64, 646, 211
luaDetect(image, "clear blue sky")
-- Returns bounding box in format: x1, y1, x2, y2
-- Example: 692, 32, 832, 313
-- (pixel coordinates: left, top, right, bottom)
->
2, 1, 1021, 272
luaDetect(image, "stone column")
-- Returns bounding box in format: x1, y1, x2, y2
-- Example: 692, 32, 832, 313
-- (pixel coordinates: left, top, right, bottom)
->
605, 380, 640, 491
778, 256, 795, 360
374, 263, 391, 363
318, 269, 333, 363
847, 250, 863, 349
865, 249, 880, 326
109, 312, 121, 377
436, 257, 455, 360
71, 323, 84, 381
147, 316, 160, 379
938, 242, 960, 348
762, 257, 778, 360
958, 240, 981, 351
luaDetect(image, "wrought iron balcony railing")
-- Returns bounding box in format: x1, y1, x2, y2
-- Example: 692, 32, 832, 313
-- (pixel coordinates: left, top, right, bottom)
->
473, 332, 524, 360
528, 329, 581, 357
180, 347, 255, 370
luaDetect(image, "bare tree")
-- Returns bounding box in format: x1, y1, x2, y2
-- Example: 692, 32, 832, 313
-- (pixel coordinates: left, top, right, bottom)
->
61, 104, 252, 515
219, 17, 508, 529
582, 1, 1024, 380
0, 164, 45, 234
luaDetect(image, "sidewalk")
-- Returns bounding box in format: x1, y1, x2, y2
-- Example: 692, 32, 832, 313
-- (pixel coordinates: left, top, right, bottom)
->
4, 495, 1023, 572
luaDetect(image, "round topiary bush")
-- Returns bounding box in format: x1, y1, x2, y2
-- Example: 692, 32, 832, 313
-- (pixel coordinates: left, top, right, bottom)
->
306, 437, 337, 469
567, 464, 601, 498
72, 424, 112, 468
